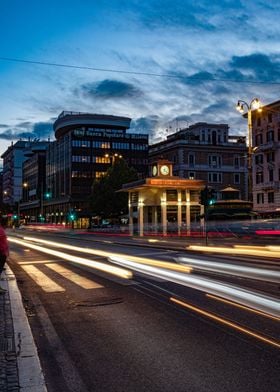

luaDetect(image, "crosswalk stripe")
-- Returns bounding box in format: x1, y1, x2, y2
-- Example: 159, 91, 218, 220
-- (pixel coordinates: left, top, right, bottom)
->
45, 263, 104, 289
21, 265, 65, 293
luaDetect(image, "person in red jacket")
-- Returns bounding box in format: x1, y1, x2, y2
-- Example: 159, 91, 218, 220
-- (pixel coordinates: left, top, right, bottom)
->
0, 223, 9, 294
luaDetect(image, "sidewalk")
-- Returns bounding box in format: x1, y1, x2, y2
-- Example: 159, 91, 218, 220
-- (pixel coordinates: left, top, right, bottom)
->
0, 265, 47, 392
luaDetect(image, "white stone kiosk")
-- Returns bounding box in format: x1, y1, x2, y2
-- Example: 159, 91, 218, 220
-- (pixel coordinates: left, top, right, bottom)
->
120, 159, 205, 236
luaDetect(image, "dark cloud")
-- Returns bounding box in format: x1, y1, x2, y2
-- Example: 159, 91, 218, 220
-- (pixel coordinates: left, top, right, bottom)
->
0, 121, 53, 141
0, 124, 9, 128
33, 122, 53, 137
80, 79, 143, 100
229, 53, 280, 81
130, 115, 160, 134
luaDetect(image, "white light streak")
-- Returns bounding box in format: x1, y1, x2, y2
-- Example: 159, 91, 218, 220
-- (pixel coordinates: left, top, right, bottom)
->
109, 256, 280, 318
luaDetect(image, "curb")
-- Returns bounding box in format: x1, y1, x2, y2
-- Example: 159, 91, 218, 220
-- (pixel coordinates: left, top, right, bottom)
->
6, 264, 48, 392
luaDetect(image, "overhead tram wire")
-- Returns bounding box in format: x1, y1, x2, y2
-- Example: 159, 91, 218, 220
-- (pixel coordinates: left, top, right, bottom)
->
1, 56, 280, 86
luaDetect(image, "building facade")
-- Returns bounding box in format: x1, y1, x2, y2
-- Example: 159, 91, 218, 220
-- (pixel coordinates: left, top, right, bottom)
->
121, 159, 205, 236
19, 143, 49, 222
45, 111, 149, 227
251, 100, 280, 217
1, 141, 48, 211
149, 123, 248, 200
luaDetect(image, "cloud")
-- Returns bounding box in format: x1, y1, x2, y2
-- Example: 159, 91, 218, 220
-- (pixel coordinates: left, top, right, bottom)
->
130, 115, 168, 142
0, 121, 53, 141
229, 53, 280, 81
80, 79, 143, 100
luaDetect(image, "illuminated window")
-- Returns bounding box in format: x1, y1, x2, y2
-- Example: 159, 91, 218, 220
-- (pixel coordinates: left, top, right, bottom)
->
95, 172, 106, 178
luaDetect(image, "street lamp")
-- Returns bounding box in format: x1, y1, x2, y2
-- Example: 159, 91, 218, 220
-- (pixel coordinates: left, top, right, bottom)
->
105, 153, 123, 165
236, 98, 262, 201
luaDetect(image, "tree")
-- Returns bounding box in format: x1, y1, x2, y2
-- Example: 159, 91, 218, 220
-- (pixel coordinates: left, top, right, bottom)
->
90, 159, 138, 219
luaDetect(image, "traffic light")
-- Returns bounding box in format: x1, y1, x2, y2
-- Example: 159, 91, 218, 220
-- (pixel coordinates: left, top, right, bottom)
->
69, 212, 76, 221
200, 187, 209, 206
45, 192, 51, 199
200, 187, 216, 207
208, 189, 216, 206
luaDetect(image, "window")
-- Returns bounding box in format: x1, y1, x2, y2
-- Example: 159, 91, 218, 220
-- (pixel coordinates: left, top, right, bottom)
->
131, 143, 148, 150
208, 172, 222, 183
257, 117, 261, 126
256, 171, 263, 184
189, 153, 195, 167
95, 171, 106, 178
93, 141, 110, 149
266, 151, 275, 163
208, 155, 221, 167
266, 130, 274, 142
255, 154, 263, 165
112, 142, 130, 150
269, 169, 274, 182
72, 155, 91, 163
268, 113, 273, 123
189, 172, 195, 179
234, 173, 240, 184
72, 140, 90, 147
268, 192, 274, 203
93, 156, 110, 163
166, 190, 178, 201
257, 193, 264, 204
72, 171, 92, 178
234, 156, 240, 168
255, 133, 263, 146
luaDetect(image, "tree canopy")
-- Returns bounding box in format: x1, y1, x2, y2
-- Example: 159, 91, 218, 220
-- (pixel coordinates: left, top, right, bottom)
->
90, 159, 138, 219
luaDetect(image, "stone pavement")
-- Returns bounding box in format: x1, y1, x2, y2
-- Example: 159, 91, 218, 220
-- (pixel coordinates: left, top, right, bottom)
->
0, 265, 47, 392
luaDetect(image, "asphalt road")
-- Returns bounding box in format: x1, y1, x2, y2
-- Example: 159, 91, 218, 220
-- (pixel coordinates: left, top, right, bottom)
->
7, 231, 280, 392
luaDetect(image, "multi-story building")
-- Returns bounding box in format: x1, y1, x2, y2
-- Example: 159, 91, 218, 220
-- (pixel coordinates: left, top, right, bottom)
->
149, 123, 248, 200
45, 111, 149, 227
1, 140, 48, 209
19, 143, 49, 222
251, 100, 280, 217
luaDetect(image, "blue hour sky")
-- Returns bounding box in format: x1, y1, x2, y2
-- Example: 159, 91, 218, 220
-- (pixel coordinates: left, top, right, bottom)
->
1, 0, 280, 158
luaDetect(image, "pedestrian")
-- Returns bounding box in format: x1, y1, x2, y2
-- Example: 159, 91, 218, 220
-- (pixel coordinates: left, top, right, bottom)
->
0, 222, 9, 294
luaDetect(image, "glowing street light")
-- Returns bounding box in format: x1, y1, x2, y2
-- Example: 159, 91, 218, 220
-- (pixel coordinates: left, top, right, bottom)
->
105, 152, 123, 164
236, 98, 262, 201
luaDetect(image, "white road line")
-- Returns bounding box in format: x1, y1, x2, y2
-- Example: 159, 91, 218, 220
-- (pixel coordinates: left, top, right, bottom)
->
21, 265, 65, 293
46, 263, 104, 289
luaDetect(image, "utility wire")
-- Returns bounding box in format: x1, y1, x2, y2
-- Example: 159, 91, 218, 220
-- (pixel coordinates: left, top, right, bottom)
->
1, 56, 280, 86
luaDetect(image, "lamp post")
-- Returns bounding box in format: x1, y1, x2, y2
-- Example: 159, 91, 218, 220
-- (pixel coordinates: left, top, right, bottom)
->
236, 98, 262, 201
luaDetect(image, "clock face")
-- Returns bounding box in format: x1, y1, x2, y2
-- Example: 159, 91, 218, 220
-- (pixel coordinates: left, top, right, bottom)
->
160, 165, 170, 176
152, 165, 158, 176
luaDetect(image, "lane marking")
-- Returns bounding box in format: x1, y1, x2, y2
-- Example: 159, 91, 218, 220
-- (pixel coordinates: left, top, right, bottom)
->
18, 260, 59, 265
46, 263, 104, 289
206, 294, 280, 322
21, 265, 65, 293
170, 297, 280, 349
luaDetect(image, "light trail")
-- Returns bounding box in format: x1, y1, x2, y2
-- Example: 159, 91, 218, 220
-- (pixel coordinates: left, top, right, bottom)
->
187, 245, 280, 259
170, 297, 280, 349
178, 256, 280, 283
109, 256, 280, 318
206, 294, 280, 322
19, 236, 192, 273
8, 237, 133, 280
